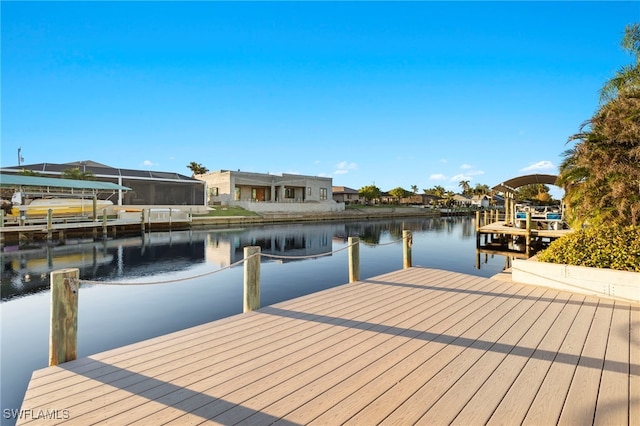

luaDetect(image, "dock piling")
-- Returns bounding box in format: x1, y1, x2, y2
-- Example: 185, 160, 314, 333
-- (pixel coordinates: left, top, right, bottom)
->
348, 236, 360, 282
102, 209, 107, 239
525, 211, 532, 257
243, 246, 261, 312
47, 209, 53, 241
403, 230, 412, 269
49, 268, 79, 366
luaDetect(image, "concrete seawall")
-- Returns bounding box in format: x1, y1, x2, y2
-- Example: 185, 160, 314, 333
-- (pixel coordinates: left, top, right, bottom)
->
191, 207, 444, 228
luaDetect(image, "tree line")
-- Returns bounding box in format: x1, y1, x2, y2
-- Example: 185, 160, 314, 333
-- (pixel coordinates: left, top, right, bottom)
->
558, 23, 640, 227
357, 181, 552, 206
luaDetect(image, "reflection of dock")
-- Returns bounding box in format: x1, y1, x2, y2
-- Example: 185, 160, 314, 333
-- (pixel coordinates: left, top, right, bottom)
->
0, 213, 192, 247
18, 267, 637, 424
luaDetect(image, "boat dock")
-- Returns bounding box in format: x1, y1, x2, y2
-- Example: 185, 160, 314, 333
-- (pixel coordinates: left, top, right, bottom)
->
17, 267, 638, 425
474, 209, 574, 264
0, 211, 193, 247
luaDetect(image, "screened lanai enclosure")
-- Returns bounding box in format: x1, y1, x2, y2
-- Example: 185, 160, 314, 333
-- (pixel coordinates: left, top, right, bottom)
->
0, 161, 205, 206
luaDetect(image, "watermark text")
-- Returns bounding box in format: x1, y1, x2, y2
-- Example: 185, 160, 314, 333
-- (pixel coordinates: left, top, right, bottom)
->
3, 408, 70, 420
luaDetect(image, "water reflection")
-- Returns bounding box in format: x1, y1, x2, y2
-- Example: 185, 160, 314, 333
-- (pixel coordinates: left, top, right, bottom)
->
1, 216, 483, 301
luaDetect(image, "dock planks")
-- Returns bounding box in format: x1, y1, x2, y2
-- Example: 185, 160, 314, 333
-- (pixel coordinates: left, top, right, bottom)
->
17, 267, 639, 425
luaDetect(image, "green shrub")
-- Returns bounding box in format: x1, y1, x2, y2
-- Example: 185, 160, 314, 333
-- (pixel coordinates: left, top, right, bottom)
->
537, 225, 640, 272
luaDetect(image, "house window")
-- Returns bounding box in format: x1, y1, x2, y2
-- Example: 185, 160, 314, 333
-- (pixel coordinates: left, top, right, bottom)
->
307, 187, 312, 196
320, 188, 327, 200
234, 187, 240, 201
209, 187, 219, 197
285, 188, 295, 199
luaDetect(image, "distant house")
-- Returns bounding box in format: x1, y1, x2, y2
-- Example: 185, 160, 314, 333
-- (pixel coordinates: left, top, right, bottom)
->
403, 193, 442, 206
452, 194, 472, 207
492, 193, 505, 207
422, 194, 443, 206
379, 191, 395, 204
196, 170, 342, 213
332, 186, 364, 204
471, 194, 490, 209
381, 192, 441, 206
400, 194, 423, 205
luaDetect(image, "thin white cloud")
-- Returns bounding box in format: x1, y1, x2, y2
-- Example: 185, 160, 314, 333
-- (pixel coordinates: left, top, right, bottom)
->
521, 160, 555, 172
460, 164, 473, 170
140, 160, 157, 168
450, 173, 471, 182
439, 159, 448, 163
429, 174, 447, 181
334, 161, 357, 175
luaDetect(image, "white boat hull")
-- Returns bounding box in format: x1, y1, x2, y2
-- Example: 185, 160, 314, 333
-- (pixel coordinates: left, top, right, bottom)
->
11, 198, 113, 216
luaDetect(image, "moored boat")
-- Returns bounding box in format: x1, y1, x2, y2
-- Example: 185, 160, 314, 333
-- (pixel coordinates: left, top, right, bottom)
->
514, 204, 564, 230
10, 196, 113, 217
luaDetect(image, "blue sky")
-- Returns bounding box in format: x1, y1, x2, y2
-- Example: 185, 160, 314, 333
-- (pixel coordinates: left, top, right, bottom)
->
2, 1, 638, 198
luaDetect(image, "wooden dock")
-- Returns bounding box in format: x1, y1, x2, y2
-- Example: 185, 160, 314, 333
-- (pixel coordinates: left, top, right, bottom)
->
0, 216, 191, 246
477, 221, 573, 239
17, 267, 639, 425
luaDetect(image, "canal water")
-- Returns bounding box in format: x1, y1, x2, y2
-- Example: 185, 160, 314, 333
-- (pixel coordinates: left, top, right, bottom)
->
0, 216, 505, 423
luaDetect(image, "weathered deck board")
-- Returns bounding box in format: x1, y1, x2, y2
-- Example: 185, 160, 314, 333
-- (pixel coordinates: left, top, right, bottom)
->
17, 267, 639, 425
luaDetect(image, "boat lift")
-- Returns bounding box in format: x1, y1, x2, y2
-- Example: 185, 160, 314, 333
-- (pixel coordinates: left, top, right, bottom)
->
0, 173, 131, 220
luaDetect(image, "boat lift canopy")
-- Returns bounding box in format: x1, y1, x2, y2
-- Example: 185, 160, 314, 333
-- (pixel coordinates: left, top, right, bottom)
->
0, 174, 131, 197
492, 174, 558, 194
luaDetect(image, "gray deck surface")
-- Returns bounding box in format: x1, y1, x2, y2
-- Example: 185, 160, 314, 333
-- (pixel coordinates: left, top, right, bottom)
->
18, 267, 639, 425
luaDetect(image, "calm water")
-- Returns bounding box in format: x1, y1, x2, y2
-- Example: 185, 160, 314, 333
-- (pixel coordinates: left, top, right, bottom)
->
0, 216, 505, 423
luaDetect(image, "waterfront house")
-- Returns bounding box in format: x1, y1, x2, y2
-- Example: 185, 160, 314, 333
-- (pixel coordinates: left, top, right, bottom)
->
196, 170, 343, 213
332, 186, 364, 205
471, 194, 491, 209
452, 194, 472, 207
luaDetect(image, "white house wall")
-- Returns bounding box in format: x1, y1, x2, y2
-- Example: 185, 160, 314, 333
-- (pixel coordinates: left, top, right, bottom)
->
195, 170, 341, 212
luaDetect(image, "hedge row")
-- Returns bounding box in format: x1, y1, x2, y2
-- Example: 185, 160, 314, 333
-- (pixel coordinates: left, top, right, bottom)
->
537, 225, 640, 272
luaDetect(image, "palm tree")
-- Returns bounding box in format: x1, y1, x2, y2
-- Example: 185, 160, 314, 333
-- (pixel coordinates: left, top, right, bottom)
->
600, 23, 640, 103
473, 183, 490, 196
18, 169, 40, 177
187, 162, 209, 176
443, 191, 455, 207
558, 24, 640, 227
429, 185, 446, 198
458, 180, 471, 196
61, 167, 95, 181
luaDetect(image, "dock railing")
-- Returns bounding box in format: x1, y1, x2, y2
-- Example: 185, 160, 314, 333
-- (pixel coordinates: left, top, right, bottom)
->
48, 230, 413, 366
